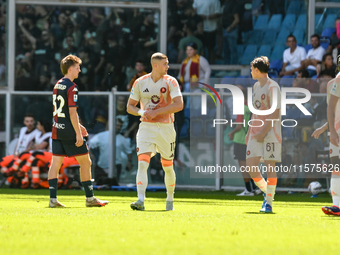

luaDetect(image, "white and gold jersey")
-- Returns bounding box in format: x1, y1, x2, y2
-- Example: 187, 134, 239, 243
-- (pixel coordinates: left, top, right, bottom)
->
328, 73, 340, 133
246, 78, 282, 144
130, 73, 182, 123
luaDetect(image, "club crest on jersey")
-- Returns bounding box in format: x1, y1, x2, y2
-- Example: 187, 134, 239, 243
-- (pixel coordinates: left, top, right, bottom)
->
330, 149, 333, 154
151, 95, 160, 104
160, 87, 167, 93
74, 95, 78, 102
254, 100, 261, 109
136, 147, 139, 152
261, 94, 266, 100
247, 150, 250, 155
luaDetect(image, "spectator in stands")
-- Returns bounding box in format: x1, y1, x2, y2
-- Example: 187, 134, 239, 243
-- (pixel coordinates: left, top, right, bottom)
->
279, 35, 306, 77
29, 119, 52, 151
89, 118, 133, 183
126, 60, 147, 91
304, 34, 326, 77
222, 0, 240, 65
60, 35, 77, 59
326, 17, 340, 57
292, 69, 319, 93
177, 19, 203, 63
193, 0, 222, 64
14, 114, 40, 156
178, 42, 211, 92
183, 4, 204, 45
116, 96, 139, 141
317, 53, 337, 78
77, 47, 94, 91
50, 12, 69, 50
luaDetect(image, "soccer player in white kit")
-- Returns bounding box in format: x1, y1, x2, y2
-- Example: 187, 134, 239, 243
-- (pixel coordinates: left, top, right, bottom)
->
127, 53, 183, 211
317, 56, 340, 216
245, 56, 282, 213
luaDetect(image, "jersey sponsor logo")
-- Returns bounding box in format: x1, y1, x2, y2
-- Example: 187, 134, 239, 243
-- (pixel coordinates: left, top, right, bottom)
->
151, 95, 160, 104
143, 88, 149, 92
269, 154, 275, 158
261, 94, 266, 100
53, 122, 66, 129
74, 95, 78, 102
160, 87, 167, 93
54, 84, 67, 90
254, 100, 261, 109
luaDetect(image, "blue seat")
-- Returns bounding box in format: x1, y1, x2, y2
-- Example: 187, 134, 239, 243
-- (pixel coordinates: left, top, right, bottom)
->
287, 0, 301, 15
267, 14, 282, 30
269, 59, 283, 72
293, 29, 305, 45
237, 45, 244, 57
254, 15, 269, 30
311, 75, 318, 80
257, 45, 272, 57
295, 14, 306, 33
275, 29, 291, 46
300, 2, 306, 14
235, 75, 250, 87
262, 30, 278, 46
304, 44, 312, 53
220, 76, 235, 85
238, 45, 258, 65
180, 119, 189, 138
281, 14, 296, 32
190, 119, 203, 137
270, 45, 285, 61
321, 27, 336, 40
323, 14, 337, 30
315, 14, 323, 35
321, 41, 329, 50
280, 75, 295, 87
246, 30, 264, 45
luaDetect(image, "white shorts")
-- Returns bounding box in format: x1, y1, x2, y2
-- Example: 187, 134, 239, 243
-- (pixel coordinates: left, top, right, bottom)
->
329, 142, 340, 158
246, 139, 281, 162
136, 122, 176, 160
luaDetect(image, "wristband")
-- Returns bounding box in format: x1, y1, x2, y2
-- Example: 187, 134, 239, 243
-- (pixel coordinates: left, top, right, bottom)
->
138, 109, 145, 117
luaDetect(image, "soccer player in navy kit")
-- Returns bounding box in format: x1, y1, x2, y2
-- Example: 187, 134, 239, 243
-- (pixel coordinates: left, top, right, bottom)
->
48, 55, 108, 208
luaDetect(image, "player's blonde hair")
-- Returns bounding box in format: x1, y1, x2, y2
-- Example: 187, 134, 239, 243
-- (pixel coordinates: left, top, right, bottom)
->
151, 52, 167, 65
60, 55, 82, 75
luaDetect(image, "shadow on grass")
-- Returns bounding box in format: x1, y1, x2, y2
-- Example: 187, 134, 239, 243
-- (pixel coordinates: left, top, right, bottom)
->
0, 188, 332, 203
244, 212, 276, 215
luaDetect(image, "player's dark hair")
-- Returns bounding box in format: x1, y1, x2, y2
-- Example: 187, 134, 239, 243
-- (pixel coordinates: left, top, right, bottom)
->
286, 34, 296, 42
251, 56, 270, 73
298, 69, 309, 78
135, 59, 144, 65
38, 119, 52, 132
60, 54, 82, 75
311, 34, 320, 41
24, 113, 35, 119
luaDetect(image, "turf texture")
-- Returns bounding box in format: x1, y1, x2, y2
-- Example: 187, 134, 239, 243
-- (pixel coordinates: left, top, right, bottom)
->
0, 189, 339, 255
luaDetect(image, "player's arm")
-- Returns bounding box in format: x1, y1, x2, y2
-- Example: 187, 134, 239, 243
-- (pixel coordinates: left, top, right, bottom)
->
328, 94, 339, 146
253, 109, 280, 142
144, 96, 183, 120
69, 107, 83, 147
311, 122, 328, 139
126, 98, 141, 116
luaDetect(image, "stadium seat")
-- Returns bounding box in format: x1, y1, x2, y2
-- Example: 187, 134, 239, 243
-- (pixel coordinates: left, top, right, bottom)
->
269, 59, 283, 73
270, 45, 285, 61
235, 75, 250, 87
295, 14, 306, 34
311, 75, 318, 80
287, 0, 301, 15
321, 27, 336, 40
237, 45, 244, 58
190, 119, 203, 137
280, 75, 295, 87
293, 29, 305, 45
304, 44, 312, 53
257, 45, 272, 57
300, 2, 306, 14
254, 15, 269, 30
180, 119, 189, 138
238, 45, 258, 65
275, 29, 291, 46
315, 14, 323, 35
321, 41, 329, 50
281, 14, 296, 32
262, 30, 278, 46
267, 14, 282, 30
323, 14, 337, 30
220, 76, 235, 85
246, 29, 264, 45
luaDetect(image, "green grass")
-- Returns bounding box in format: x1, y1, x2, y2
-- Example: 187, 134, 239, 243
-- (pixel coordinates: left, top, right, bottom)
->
0, 189, 339, 255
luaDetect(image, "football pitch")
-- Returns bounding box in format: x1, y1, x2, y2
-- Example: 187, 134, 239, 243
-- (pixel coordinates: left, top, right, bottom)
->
0, 189, 339, 255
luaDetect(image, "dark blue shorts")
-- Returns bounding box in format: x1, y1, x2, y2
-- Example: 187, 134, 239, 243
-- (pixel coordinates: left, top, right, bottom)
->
52, 139, 88, 157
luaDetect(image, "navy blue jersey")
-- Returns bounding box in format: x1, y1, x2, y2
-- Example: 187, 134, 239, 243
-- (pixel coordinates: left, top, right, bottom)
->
52, 78, 79, 140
